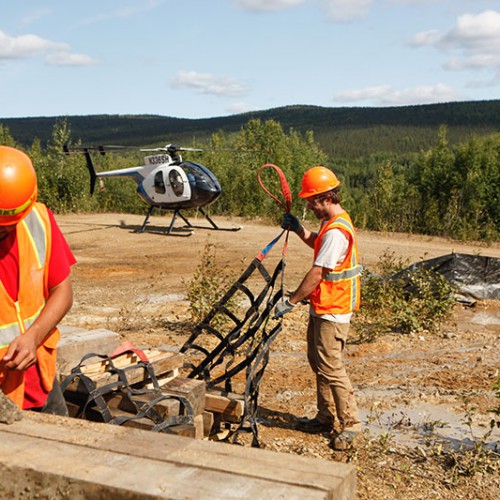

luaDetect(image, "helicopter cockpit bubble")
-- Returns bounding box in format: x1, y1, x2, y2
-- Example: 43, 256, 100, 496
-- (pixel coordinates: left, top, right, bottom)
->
180, 162, 221, 207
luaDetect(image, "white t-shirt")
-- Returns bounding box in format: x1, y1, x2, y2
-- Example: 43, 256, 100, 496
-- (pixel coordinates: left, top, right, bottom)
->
311, 227, 352, 323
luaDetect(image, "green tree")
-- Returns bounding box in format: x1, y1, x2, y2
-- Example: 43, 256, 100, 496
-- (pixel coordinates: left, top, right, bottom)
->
0, 125, 17, 147
201, 119, 328, 219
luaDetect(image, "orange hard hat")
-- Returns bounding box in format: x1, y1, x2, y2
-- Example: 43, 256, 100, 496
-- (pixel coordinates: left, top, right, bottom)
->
0, 146, 38, 226
298, 166, 340, 198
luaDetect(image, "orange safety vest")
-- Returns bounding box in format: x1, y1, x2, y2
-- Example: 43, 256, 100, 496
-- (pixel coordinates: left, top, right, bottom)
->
0, 203, 60, 408
309, 212, 362, 315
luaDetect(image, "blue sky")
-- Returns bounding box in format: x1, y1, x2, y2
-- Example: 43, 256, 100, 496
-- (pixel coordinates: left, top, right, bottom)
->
1, 0, 500, 119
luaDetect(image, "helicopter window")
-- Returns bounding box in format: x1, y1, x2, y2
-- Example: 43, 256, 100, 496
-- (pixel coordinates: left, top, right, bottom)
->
154, 171, 166, 194
169, 170, 184, 196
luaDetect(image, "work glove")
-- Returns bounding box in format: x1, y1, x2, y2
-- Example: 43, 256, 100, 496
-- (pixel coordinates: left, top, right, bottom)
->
273, 298, 296, 319
281, 213, 302, 234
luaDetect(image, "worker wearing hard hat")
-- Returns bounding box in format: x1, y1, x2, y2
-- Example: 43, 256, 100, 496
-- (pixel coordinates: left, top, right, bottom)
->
274, 166, 362, 451
0, 145, 75, 414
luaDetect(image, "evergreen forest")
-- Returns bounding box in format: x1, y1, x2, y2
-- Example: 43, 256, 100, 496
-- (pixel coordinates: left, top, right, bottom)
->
0, 100, 499, 242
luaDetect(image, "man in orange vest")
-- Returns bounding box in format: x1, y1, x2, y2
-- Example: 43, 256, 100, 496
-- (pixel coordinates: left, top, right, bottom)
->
0, 145, 76, 414
274, 166, 362, 450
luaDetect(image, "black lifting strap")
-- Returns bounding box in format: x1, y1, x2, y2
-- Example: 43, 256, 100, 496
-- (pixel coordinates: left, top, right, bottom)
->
60, 352, 118, 422
180, 229, 288, 447
60, 352, 194, 431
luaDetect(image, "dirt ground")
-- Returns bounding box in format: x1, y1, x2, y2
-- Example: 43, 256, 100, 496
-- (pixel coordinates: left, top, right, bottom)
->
58, 211, 500, 500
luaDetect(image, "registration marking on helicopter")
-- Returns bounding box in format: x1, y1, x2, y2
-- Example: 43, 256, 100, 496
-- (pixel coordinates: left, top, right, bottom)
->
145, 154, 171, 165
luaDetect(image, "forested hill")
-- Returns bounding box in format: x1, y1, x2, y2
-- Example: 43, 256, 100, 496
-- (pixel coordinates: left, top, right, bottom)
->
2, 99, 500, 158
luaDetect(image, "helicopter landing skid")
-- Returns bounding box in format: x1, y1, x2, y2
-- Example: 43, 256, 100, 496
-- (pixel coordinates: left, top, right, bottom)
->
137, 207, 241, 236
175, 208, 242, 234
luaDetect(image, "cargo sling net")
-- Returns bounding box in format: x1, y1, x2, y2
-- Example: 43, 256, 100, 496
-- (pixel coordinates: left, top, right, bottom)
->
180, 164, 292, 446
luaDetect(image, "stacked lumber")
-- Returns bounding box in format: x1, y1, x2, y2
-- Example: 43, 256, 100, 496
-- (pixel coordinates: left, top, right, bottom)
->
204, 389, 246, 440
62, 348, 184, 392
58, 330, 250, 440
61, 347, 207, 438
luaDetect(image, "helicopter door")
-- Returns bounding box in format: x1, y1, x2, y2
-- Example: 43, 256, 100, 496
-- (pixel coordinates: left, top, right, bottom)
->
149, 166, 191, 203
154, 171, 166, 194
168, 169, 184, 196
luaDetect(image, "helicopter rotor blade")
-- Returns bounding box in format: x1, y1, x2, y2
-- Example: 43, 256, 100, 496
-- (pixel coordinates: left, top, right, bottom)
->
140, 144, 203, 153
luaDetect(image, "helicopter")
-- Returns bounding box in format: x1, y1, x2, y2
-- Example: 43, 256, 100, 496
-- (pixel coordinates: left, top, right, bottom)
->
63, 143, 241, 236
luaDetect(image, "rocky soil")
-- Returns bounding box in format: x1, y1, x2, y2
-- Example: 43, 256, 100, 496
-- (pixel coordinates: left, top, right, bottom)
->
58, 212, 500, 500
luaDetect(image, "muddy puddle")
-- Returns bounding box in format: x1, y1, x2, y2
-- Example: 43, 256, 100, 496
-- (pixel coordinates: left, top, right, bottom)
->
359, 397, 499, 452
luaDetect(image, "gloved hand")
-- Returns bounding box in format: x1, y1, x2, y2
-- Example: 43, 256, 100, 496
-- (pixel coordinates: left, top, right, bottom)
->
281, 213, 302, 234
273, 298, 296, 319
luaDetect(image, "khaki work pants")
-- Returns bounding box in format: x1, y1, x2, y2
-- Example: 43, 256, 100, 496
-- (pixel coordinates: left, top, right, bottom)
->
306, 315, 361, 432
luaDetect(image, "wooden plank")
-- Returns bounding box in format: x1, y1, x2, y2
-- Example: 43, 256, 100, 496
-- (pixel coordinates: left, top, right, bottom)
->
202, 411, 215, 437
77, 348, 182, 377
161, 377, 206, 416
104, 409, 158, 431
0, 413, 356, 498
205, 390, 245, 420
0, 434, 330, 498
62, 351, 185, 394
57, 328, 121, 376
69, 400, 197, 436
165, 423, 196, 438
104, 390, 181, 418
139, 368, 179, 389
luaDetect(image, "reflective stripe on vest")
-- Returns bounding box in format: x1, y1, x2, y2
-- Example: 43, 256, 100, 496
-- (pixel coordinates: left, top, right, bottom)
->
0, 304, 45, 348
322, 215, 361, 283
324, 264, 363, 282
0, 206, 48, 348
22, 206, 47, 268
311, 212, 361, 314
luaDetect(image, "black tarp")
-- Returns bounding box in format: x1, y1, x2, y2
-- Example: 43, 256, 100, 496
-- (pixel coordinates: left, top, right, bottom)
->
396, 253, 500, 302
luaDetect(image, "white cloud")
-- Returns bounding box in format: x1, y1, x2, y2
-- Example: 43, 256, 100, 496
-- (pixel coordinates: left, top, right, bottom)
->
441, 10, 500, 52
321, 0, 373, 22
407, 29, 441, 47
0, 29, 96, 67
236, 0, 373, 20
45, 52, 98, 66
385, 0, 438, 5
466, 71, 500, 89
226, 102, 257, 114
21, 7, 52, 27
410, 10, 500, 73
444, 54, 500, 71
334, 83, 462, 105
0, 30, 67, 59
171, 70, 249, 97
235, 0, 458, 23
81, 0, 161, 24
235, 0, 305, 12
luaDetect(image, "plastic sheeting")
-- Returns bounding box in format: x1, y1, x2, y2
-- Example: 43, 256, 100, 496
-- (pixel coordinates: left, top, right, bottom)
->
396, 253, 500, 302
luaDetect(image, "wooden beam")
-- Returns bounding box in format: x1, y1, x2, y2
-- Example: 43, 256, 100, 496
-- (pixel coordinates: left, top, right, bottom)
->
205, 390, 245, 421
161, 377, 206, 416
0, 413, 356, 499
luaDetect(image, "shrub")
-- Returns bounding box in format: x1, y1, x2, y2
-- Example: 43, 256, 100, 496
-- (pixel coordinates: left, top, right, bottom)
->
353, 251, 456, 340
186, 237, 239, 328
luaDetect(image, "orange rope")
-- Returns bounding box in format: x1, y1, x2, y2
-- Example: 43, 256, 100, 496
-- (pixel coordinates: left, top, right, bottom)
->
257, 163, 292, 213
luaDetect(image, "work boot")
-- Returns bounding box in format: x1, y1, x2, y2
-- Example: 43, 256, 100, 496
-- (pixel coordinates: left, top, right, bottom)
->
296, 416, 333, 433
331, 430, 359, 451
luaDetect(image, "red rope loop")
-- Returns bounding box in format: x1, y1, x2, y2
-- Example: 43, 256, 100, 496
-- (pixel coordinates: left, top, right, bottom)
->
257, 163, 292, 213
